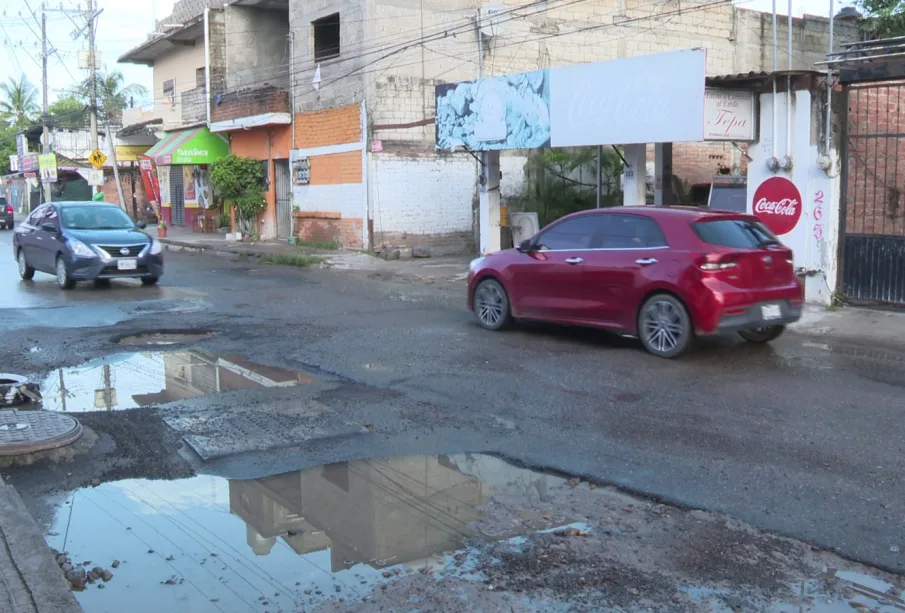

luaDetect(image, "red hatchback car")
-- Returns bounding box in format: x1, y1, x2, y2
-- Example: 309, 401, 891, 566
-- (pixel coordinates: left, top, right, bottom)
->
467, 206, 804, 358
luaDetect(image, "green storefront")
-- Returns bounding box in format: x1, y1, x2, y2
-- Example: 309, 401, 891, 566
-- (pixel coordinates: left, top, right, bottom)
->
145, 126, 228, 228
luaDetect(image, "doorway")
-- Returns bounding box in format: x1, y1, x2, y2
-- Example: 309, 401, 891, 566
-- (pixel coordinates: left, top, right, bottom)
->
274, 160, 292, 239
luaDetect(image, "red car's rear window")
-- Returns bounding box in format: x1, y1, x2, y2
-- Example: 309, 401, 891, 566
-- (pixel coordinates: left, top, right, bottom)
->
692, 218, 780, 249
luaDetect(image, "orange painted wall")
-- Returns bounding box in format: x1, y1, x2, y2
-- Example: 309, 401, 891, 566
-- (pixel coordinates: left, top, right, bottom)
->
226, 125, 291, 236
294, 104, 361, 149
309, 151, 362, 185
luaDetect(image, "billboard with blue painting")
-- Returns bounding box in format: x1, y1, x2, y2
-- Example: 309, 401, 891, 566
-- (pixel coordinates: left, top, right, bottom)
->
436, 69, 551, 151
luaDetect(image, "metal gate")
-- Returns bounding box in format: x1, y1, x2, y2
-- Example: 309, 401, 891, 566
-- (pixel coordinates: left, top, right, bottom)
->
841, 80, 905, 306
274, 160, 292, 239
171, 168, 185, 227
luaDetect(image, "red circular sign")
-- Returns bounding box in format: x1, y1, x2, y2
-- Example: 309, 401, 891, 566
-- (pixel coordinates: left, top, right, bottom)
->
752, 177, 803, 236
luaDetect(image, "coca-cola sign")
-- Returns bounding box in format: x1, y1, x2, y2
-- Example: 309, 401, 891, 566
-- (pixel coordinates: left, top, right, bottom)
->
752, 177, 803, 236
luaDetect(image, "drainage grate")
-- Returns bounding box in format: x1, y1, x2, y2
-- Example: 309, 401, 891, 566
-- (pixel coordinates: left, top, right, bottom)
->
0, 410, 82, 456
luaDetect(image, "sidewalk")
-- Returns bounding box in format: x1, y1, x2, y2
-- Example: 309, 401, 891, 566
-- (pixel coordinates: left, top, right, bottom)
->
0, 479, 82, 613
155, 226, 473, 283
789, 304, 905, 350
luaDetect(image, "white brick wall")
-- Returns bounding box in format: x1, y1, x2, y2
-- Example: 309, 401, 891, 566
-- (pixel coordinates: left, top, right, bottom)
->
366, 151, 527, 250
370, 152, 477, 251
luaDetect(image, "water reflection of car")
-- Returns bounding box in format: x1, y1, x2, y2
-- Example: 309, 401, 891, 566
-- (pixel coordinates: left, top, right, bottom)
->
0, 197, 12, 230
13, 201, 164, 290
467, 206, 803, 359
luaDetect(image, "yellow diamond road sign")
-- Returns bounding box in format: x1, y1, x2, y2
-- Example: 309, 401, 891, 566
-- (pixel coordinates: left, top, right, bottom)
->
88, 149, 107, 169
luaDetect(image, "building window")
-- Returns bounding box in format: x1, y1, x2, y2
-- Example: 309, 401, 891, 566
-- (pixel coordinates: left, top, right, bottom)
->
259, 161, 270, 189
163, 79, 176, 107
195, 67, 206, 89
312, 13, 340, 61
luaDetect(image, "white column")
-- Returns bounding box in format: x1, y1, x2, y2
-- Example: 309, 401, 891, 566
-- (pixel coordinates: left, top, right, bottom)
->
479, 150, 501, 254
622, 144, 647, 206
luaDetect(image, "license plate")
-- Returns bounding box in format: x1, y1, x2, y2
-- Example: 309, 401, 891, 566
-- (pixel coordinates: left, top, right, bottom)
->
761, 304, 782, 320
117, 259, 137, 271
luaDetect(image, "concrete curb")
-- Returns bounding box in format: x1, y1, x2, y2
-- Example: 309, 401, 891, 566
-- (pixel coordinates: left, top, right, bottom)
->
0, 480, 82, 612
159, 238, 252, 260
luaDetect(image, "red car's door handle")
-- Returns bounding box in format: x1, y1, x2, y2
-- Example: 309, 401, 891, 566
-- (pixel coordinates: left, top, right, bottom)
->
635, 258, 658, 265
565, 257, 584, 264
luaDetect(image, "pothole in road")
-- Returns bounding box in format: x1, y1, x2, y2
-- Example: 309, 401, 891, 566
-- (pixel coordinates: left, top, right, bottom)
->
45, 453, 576, 612
42, 453, 904, 612
115, 330, 216, 346
39, 350, 316, 413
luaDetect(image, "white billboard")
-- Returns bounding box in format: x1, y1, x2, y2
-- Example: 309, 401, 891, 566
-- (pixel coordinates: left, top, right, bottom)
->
436, 49, 707, 151
549, 49, 706, 146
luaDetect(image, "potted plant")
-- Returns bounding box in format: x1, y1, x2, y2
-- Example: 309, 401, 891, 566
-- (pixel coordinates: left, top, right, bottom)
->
158, 220, 168, 238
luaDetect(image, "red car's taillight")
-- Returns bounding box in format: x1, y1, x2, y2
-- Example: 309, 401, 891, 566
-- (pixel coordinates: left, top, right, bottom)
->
5, 206, 11, 214
697, 254, 737, 271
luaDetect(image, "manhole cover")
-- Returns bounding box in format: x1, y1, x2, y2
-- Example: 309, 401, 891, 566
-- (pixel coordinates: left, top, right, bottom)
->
115, 330, 215, 346
0, 410, 82, 456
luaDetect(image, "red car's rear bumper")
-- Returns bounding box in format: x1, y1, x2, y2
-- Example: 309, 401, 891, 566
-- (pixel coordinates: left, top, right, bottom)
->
693, 278, 804, 335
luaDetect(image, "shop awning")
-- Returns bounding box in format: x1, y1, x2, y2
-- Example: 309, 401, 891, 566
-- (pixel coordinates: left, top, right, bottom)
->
145, 126, 229, 166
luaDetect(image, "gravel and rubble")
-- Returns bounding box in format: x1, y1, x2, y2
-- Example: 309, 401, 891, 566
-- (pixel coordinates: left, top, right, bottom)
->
316, 480, 905, 612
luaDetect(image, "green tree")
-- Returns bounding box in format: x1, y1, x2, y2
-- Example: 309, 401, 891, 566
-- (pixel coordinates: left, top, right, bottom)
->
77, 70, 147, 125
0, 75, 39, 129
514, 147, 625, 226
857, 0, 905, 36
210, 154, 266, 234
48, 96, 87, 128
0, 125, 17, 175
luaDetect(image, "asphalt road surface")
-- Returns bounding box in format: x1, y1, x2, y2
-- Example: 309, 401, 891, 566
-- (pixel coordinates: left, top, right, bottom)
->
2, 228, 904, 576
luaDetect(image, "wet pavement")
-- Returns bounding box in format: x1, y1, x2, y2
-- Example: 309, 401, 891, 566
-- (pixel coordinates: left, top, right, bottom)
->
2, 227, 905, 609
44, 454, 905, 613
47, 454, 570, 612
39, 350, 315, 413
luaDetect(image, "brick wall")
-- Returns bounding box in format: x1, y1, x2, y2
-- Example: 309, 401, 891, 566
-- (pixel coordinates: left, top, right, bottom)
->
291, 103, 365, 247
289, 0, 367, 112
306, 150, 360, 184
294, 104, 361, 148
292, 211, 362, 247
211, 87, 290, 123
654, 142, 749, 186
369, 151, 478, 254
845, 81, 905, 237
99, 168, 148, 215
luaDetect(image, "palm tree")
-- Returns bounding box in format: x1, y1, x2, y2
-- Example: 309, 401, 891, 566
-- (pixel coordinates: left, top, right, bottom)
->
78, 70, 148, 126
0, 76, 39, 129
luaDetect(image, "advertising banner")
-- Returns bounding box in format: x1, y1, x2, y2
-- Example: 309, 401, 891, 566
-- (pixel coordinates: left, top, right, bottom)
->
183, 166, 198, 206
157, 165, 171, 208
436, 49, 707, 151
20, 153, 39, 173
39, 154, 58, 183
139, 155, 162, 210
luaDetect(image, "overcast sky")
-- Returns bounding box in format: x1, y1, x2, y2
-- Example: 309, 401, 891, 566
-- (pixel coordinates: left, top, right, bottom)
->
0, 0, 842, 110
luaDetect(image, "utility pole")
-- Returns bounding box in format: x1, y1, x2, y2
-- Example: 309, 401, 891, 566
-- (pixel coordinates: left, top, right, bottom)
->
103, 364, 112, 411
41, 10, 52, 205
87, 0, 99, 153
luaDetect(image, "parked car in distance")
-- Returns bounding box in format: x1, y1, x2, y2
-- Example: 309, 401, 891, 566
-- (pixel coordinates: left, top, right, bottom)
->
467, 206, 804, 358
0, 197, 12, 230
13, 201, 164, 290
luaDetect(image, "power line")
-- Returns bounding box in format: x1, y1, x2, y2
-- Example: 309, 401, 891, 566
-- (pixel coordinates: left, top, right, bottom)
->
109, 0, 694, 109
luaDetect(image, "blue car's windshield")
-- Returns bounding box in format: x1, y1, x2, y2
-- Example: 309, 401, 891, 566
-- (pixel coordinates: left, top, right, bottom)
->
61, 206, 135, 230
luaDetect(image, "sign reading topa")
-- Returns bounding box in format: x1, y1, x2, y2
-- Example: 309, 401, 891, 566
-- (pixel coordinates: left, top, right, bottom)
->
435, 49, 707, 151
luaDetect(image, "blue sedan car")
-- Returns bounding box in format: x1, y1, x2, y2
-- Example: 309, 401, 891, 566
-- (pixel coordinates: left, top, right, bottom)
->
13, 201, 164, 290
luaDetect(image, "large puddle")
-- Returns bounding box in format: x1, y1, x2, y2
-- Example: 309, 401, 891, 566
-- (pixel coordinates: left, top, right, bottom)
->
46, 454, 571, 612
39, 351, 315, 412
